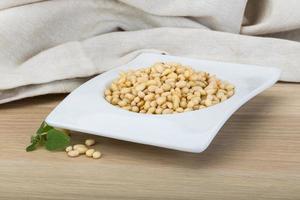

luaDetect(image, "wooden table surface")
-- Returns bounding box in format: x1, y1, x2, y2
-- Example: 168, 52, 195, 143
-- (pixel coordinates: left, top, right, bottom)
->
0, 83, 299, 200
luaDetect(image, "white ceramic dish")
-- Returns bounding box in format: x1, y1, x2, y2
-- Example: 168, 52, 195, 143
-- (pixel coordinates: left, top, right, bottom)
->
46, 53, 281, 153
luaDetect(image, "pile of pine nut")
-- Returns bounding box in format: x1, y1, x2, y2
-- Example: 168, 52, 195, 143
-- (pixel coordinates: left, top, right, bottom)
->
65, 139, 102, 159
104, 62, 235, 114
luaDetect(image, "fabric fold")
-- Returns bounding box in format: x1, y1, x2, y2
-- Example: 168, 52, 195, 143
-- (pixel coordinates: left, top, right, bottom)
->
0, 0, 299, 104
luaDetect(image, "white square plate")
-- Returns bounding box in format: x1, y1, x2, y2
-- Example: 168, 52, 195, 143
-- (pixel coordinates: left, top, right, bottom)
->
46, 53, 281, 153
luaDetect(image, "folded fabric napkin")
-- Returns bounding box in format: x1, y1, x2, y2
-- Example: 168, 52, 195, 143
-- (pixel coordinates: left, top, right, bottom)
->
1, 0, 300, 104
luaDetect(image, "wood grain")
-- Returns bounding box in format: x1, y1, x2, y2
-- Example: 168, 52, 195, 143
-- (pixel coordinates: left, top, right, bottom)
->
0, 83, 299, 200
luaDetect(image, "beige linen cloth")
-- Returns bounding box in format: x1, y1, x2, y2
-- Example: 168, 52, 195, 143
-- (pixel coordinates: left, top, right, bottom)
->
0, 0, 300, 104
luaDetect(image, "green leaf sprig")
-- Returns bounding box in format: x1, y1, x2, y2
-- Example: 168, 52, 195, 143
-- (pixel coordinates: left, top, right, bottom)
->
26, 122, 70, 152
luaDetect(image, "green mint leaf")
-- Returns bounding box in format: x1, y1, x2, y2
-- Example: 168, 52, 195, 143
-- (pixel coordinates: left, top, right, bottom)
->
26, 137, 39, 152
45, 129, 70, 151
39, 134, 47, 145
26, 121, 71, 152
37, 121, 53, 135
26, 143, 37, 152
30, 135, 36, 143
27, 134, 40, 152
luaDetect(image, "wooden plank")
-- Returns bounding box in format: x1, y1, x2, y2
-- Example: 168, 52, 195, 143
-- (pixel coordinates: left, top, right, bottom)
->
0, 83, 299, 200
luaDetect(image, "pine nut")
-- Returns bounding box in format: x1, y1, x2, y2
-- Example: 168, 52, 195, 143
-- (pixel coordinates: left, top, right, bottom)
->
85, 139, 96, 146
67, 150, 80, 157
86, 149, 95, 157
92, 151, 102, 159
77, 146, 88, 154
65, 146, 73, 152
73, 144, 86, 149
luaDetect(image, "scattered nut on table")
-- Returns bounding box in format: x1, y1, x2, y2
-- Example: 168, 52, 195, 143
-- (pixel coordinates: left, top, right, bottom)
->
67, 150, 80, 157
66, 140, 102, 160
65, 146, 73, 152
85, 139, 96, 146
73, 144, 86, 149
76, 146, 88, 154
85, 149, 95, 157
92, 151, 102, 159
